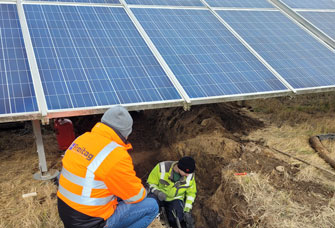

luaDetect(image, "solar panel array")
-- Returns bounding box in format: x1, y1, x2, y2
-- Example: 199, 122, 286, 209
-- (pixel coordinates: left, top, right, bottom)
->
0, 4, 38, 116
206, 0, 274, 8
132, 8, 288, 99
1, 0, 335, 122
125, 0, 204, 6
217, 10, 335, 90
299, 11, 335, 40
30, 0, 120, 3
280, 0, 335, 9
276, 0, 335, 49
24, 4, 181, 111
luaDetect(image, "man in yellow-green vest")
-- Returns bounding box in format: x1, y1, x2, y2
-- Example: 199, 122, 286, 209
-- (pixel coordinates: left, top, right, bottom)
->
147, 156, 196, 228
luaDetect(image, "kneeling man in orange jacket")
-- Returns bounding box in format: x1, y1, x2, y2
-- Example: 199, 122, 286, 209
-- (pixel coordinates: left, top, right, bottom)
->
57, 106, 158, 228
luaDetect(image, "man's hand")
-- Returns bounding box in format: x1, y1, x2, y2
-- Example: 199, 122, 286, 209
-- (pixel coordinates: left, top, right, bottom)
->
153, 190, 167, 201
184, 212, 194, 227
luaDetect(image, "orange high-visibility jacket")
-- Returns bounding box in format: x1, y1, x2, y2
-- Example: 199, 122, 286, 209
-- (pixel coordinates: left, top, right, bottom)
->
57, 122, 146, 220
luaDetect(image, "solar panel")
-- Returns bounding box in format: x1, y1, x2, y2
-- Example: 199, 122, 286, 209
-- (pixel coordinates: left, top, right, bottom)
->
24, 4, 181, 111
30, 0, 120, 3
280, 0, 335, 9
205, 0, 274, 8
125, 0, 204, 6
0, 4, 38, 115
299, 11, 335, 40
217, 10, 335, 90
132, 8, 289, 100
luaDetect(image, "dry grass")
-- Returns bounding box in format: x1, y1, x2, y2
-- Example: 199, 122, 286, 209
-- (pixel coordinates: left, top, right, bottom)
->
246, 93, 335, 191
322, 139, 335, 158
246, 123, 335, 190
242, 93, 335, 228
0, 131, 62, 228
247, 93, 335, 124
233, 173, 335, 228
149, 218, 166, 228
247, 124, 334, 166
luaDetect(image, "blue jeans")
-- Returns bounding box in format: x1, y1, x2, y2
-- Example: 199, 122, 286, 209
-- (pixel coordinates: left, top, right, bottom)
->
104, 198, 158, 228
148, 193, 184, 227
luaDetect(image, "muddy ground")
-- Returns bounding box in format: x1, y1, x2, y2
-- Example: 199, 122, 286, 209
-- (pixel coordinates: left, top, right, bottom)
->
1, 94, 335, 228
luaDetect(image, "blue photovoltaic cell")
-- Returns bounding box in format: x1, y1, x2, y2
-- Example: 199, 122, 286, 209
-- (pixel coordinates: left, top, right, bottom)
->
217, 10, 335, 89
126, 0, 203, 6
24, 5, 180, 110
0, 4, 38, 115
31, 0, 120, 3
205, 0, 274, 8
281, 0, 335, 9
132, 8, 288, 99
299, 11, 335, 40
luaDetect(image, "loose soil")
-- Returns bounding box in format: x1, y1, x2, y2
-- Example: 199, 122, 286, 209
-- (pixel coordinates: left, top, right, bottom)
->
1, 94, 335, 228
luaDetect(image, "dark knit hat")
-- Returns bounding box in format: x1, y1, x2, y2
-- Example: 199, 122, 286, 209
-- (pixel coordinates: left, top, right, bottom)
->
178, 156, 195, 174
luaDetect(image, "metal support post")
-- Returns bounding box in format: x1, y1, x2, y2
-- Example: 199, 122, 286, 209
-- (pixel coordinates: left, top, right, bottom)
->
32, 120, 59, 180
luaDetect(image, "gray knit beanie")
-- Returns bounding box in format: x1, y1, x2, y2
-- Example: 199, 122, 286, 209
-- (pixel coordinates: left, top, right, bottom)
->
101, 106, 133, 138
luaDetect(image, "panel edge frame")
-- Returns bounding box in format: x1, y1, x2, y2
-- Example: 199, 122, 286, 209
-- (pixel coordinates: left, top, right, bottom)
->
17, 0, 48, 122
46, 99, 185, 118
120, 0, 192, 110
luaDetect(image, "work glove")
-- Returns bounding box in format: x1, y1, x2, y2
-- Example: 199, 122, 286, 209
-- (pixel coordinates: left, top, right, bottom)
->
153, 190, 167, 201
184, 212, 195, 228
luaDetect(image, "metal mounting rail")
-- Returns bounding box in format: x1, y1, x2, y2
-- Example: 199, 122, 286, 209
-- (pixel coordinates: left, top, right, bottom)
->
269, 0, 335, 50
120, 0, 192, 110
17, 0, 49, 123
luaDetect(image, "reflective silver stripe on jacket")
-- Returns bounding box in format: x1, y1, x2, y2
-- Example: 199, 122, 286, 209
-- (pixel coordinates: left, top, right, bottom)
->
186, 174, 193, 186
59, 141, 121, 206
124, 187, 146, 203
82, 142, 121, 197
149, 184, 158, 192
59, 185, 115, 206
185, 203, 192, 209
172, 195, 184, 200
160, 162, 165, 180
187, 196, 195, 202
61, 167, 107, 189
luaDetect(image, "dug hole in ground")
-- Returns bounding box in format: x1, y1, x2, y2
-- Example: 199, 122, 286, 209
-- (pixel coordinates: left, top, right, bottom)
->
1, 93, 335, 228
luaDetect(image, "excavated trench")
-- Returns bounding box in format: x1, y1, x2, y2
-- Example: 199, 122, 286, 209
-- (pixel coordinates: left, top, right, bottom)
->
139, 103, 266, 228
